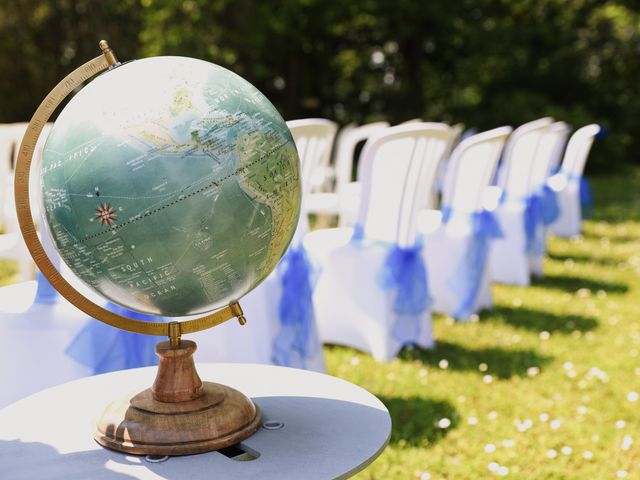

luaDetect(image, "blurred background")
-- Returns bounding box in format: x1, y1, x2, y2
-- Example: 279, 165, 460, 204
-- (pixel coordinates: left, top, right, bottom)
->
1, 0, 638, 172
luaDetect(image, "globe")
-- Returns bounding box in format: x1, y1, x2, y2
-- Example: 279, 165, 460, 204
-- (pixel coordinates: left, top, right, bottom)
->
40, 56, 301, 317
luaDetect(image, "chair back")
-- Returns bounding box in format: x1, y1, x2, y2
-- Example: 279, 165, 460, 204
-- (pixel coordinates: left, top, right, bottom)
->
356, 123, 452, 247
560, 124, 601, 177
286, 118, 337, 197
332, 121, 389, 196
530, 121, 570, 189
498, 117, 553, 198
442, 126, 513, 214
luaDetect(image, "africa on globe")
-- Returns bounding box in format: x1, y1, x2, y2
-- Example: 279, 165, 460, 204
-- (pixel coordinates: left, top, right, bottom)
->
41, 56, 301, 317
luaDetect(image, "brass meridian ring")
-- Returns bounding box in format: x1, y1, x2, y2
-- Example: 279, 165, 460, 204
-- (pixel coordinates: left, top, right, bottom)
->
14, 44, 245, 339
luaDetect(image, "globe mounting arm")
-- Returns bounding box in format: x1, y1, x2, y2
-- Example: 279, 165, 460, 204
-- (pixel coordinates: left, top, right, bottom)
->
14, 41, 247, 340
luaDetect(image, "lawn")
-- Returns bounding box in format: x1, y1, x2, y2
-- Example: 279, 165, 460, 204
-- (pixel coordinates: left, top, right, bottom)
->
1, 171, 638, 478
326, 170, 640, 479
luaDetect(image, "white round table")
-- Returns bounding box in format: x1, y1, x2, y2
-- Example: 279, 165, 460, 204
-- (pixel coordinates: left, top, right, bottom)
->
0, 363, 391, 479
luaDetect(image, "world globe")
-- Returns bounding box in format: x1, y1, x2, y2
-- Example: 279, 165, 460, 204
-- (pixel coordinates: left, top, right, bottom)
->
40, 56, 301, 317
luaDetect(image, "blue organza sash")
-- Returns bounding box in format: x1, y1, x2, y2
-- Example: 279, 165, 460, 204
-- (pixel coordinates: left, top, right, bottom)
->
442, 207, 503, 319
66, 302, 167, 374
352, 225, 432, 344
522, 184, 560, 256
563, 171, 593, 219
34, 271, 58, 305
272, 245, 318, 369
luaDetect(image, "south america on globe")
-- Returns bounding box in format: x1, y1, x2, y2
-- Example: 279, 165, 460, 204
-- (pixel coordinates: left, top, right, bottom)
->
41, 56, 301, 316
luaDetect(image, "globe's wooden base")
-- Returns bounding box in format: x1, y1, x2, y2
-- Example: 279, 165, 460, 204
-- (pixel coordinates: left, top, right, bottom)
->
95, 340, 261, 456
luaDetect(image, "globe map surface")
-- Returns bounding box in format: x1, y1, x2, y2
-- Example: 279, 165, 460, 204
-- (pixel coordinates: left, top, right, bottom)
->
41, 56, 301, 316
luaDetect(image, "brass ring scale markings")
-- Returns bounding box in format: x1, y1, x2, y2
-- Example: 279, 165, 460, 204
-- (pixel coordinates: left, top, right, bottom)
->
14, 42, 245, 340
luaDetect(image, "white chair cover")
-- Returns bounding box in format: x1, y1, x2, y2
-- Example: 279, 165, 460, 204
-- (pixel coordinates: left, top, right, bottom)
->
306, 123, 453, 360
419, 127, 512, 319
306, 121, 389, 226
488, 118, 554, 285
548, 124, 600, 237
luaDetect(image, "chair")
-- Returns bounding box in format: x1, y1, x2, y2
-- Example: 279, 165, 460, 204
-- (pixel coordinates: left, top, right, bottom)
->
305, 123, 453, 360
433, 122, 465, 203
526, 121, 570, 275
488, 118, 555, 285
193, 120, 331, 372
306, 121, 389, 226
545, 122, 570, 175
0, 123, 28, 231
289, 119, 338, 197
0, 123, 51, 281
547, 124, 600, 237
0, 229, 94, 408
419, 127, 512, 319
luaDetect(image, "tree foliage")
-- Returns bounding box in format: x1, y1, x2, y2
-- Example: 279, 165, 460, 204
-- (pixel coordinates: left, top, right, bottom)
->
1, 0, 638, 170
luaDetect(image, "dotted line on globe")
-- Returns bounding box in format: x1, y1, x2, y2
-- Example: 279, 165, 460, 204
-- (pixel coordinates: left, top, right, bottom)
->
74, 141, 290, 245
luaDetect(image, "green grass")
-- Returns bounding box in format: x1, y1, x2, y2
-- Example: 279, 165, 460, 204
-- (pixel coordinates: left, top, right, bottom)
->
325, 170, 640, 479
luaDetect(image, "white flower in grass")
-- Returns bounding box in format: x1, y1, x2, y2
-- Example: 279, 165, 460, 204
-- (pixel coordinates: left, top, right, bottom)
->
483, 375, 494, 384
546, 449, 557, 459
498, 466, 509, 476
550, 419, 562, 430
502, 439, 515, 448
349, 356, 360, 366
468, 417, 478, 425
539, 331, 551, 340
485, 443, 496, 453
479, 363, 488, 372
527, 367, 540, 377
561, 446, 572, 455
577, 405, 588, 415
437, 418, 451, 429
420, 473, 431, 480
583, 450, 593, 460
616, 420, 626, 429
621, 435, 633, 451
438, 359, 449, 369
539, 413, 549, 422
627, 391, 639, 402
616, 470, 628, 478
488, 411, 498, 420
488, 462, 500, 472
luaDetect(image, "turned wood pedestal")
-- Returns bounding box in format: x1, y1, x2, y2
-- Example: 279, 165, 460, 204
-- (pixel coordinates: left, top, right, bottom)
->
95, 340, 261, 455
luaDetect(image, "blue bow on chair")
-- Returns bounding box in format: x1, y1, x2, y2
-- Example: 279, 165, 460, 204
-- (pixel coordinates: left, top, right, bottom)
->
377, 239, 431, 344
66, 302, 167, 374
34, 271, 59, 305
272, 245, 318, 369
562, 171, 593, 219
523, 185, 560, 256
442, 207, 503, 320
351, 224, 432, 344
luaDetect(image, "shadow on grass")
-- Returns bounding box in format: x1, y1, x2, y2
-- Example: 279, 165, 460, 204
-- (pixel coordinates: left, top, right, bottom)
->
579, 231, 638, 243
399, 341, 552, 379
532, 273, 628, 294
488, 306, 598, 333
379, 395, 459, 447
547, 252, 621, 267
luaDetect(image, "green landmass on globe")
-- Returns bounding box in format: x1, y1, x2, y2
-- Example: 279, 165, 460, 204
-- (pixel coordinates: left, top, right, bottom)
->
41, 56, 301, 316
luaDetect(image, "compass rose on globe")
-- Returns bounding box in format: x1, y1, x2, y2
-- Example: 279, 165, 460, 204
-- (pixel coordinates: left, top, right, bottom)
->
14, 41, 301, 455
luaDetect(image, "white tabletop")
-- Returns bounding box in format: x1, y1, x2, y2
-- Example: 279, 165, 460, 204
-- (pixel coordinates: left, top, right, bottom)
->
0, 363, 390, 479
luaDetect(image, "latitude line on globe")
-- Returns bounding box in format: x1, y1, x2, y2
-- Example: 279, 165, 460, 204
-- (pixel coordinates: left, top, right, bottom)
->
70, 140, 290, 245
